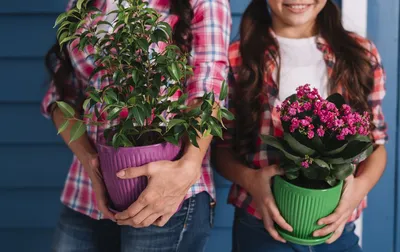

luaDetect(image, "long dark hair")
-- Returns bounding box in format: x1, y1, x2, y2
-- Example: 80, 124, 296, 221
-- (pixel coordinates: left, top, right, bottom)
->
44, 0, 194, 112
235, 0, 376, 152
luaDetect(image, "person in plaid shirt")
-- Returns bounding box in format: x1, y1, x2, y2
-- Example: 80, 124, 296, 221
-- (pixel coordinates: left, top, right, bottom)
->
215, 0, 388, 251
41, 0, 231, 251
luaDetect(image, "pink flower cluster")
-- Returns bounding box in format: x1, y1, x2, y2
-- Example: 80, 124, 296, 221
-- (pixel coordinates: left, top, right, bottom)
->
278, 84, 370, 141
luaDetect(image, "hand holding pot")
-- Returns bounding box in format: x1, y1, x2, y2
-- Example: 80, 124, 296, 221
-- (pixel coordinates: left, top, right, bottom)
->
82, 154, 115, 221
247, 165, 293, 243
313, 175, 364, 243
113, 158, 201, 228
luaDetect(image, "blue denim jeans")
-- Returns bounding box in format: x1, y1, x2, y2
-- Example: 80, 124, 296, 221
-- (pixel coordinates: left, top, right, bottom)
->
232, 207, 362, 252
52, 192, 214, 252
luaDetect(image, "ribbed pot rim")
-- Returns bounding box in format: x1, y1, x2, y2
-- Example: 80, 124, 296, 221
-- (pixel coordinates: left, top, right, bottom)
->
96, 141, 181, 153
274, 175, 344, 193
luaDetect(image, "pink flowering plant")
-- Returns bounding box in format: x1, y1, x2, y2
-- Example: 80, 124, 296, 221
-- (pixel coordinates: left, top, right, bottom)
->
261, 84, 373, 187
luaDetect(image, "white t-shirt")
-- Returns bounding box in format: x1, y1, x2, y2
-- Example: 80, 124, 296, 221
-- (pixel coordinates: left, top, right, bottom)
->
273, 35, 328, 101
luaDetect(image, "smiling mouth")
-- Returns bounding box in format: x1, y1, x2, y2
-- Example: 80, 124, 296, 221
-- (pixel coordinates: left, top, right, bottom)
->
283, 4, 313, 13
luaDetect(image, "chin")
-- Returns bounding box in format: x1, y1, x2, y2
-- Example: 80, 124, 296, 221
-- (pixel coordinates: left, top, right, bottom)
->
283, 17, 314, 27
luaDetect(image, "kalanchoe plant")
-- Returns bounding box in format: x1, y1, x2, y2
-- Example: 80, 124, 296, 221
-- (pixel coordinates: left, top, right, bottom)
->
261, 84, 373, 187
54, 0, 233, 148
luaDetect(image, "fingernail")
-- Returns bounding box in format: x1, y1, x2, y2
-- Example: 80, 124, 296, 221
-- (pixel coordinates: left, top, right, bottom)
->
117, 170, 125, 177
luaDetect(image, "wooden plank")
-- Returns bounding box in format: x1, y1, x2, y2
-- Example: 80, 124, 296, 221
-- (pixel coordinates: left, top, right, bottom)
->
1, 0, 66, 14
365, 1, 399, 252
0, 189, 63, 228
0, 187, 233, 228
0, 144, 231, 189
0, 14, 242, 58
0, 227, 232, 252
0, 15, 58, 58
1, 0, 248, 14
0, 104, 62, 144
0, 146, 71, 188
0, 229, 55, 252
0, 59, 49, 103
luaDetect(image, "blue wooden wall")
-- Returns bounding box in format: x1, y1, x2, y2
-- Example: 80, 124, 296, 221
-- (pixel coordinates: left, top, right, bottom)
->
0, 0, 397, 251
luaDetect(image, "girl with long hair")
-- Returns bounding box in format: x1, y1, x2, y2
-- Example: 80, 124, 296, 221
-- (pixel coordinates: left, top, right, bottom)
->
215, 0, 387, 251
41, 0, 231, 251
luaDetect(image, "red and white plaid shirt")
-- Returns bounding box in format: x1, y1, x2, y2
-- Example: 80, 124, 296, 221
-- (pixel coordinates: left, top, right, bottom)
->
217, 30, 388, 222
41, 0, 232, 220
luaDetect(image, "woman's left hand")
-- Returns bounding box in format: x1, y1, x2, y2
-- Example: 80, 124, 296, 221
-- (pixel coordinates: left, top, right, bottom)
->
113, 158, 201, 228
313, 175, 365, 244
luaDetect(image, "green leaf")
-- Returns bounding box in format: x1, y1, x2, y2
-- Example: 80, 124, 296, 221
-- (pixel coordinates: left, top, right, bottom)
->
57, 120, 70, 134
107, 107, 122, 120
89, 92, 101, 103
60, 35, 78, 45
56, 101, 75, 117
137, 38, 149, 51
138, 128, 163, 138
106, 89, 118, 102
285, 170, 299, 180
167, 119, 187, 130
132, 69, 139, 84
219, 80, 228, 101
326, 141, 373, 164
119, 134, 133, 147
153, 73, 162, 87
97, 20, 113, 27
313, 158, 330, 169
187, 107, 202, 117
128, 96, 137, 105
203, 128, 212, 138
169, 63, 180, 81
112, 133, 121, 148
154, 29, 168, 42
347, 134, 371, 143
323, 142, 348, 156
284, 133, 316, 156
131, 106, 145, 126
69, 121, 86, 143
326, 176, 338, 186
326, 93, 346, 109
76, 0, 86, 10
260, 134, 302, 162
332, 163, 354, 180
221, 108, 234, 120
156, 115, 168, 125
167, 85, 179, 97
58, 31, 69, 45
209, 117, 223, 138
54, 13, 67, 28
311, 135, 325, 152
188, 130, 199, 148
164, 135, 180, 146
302, 164, 330, 180
158, 21, 172, 38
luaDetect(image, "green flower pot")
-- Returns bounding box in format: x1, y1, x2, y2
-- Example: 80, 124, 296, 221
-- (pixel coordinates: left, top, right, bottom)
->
272, 175, 343, 245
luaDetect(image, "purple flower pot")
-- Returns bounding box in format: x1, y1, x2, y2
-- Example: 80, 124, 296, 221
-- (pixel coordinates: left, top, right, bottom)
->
96, 141, 182, 212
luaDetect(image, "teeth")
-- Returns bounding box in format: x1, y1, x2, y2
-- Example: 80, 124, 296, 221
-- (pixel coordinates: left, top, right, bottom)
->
288, 5, 307, 9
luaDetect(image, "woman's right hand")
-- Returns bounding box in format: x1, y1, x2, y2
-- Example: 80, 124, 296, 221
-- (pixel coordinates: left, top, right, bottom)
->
247, 164, 293, 243
82, 154, 115, 221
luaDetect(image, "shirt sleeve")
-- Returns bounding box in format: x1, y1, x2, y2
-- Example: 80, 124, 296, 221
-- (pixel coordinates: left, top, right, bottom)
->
186, 0, 232, 104
367, 41, 388, 145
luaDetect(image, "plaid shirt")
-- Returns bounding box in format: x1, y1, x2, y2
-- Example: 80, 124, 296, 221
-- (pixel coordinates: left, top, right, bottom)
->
218, 30, 388, 222
41, 0, 232, 220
